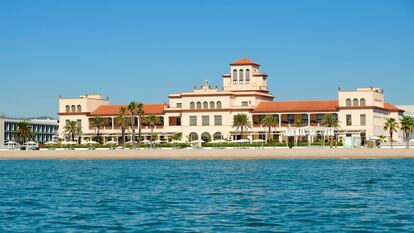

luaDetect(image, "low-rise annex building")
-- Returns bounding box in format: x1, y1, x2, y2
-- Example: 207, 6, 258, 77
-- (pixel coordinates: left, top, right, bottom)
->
58, 58, 405, 144
0, 116, 59, 147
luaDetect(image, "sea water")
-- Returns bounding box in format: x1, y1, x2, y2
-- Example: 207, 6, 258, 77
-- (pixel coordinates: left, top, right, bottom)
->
1, 159, 413, 232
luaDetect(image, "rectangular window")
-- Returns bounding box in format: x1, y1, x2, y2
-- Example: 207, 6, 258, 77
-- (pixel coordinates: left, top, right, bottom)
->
317, 114, 324, 123
189, 116, 197, 126
202, 115, 210, 126
176, 103, 182, 108
302, 114, 309, 124
346, 114, 352, 126
360, 114, 366, 126
287, 114, 294, 124
242, 101, 248, 107
214, 115, 222, 126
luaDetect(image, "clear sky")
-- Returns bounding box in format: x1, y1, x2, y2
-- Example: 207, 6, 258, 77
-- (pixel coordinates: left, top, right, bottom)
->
1, 0, 413, 117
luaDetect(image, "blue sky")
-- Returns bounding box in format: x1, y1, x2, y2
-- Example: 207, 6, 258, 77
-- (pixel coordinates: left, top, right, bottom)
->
1, 0, 413, 117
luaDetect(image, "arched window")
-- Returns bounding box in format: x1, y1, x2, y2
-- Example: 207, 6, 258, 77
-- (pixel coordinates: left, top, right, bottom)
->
203, 101, 208, 109
196, 102, 202, 109
245, 69, 250, 82
233, 69, 237, 82
360, 98, 366, 106
71, 105, 76, 112
65, 105, 70, 112
77, 105, 82, 112
353, 98, 359, 106
189, 132, 198, 141
213, 132, 222, 140
216, 101, 222, 109
190, 102, 195, 109
346, 98, 352, 106
201, 132, 211, 142
239, 69, 244, 82
210, 101, 215, 109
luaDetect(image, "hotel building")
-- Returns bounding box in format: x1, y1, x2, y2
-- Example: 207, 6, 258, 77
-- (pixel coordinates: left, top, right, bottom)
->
58, 58, 405, 144
0, 117, 59, 147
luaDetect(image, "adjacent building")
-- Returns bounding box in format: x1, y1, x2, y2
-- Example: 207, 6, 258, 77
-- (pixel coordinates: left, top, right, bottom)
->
58, 58, 406, 144
0, 117, 59, 147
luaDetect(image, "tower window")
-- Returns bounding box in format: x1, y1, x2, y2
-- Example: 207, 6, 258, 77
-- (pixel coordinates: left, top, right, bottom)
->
245, 69, 250, 83
239, 69, 244, 82
196, 102, 202, 109
346, 98, 351, 106
233, 69, 237, 83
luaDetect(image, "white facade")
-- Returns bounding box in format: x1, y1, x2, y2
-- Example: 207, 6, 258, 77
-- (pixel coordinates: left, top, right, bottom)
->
57, 58, 405, 144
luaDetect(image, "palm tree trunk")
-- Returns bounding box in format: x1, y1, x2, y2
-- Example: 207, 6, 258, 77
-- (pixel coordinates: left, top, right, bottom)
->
268, 126, 271, 143
390, 131, 393, 149
121, 127, 125, 148
150, 126, 154, 149
137, 117, 142, 149
130, 116, 136, 149
406, 132, 409, 149
240, 127, 243, 140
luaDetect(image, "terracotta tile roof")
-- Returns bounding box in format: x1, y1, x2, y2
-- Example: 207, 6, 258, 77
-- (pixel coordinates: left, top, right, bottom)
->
89, 104, 165, 116
230, 57, 260, 66
384, 102, 403, 112
253, 100, 339, 113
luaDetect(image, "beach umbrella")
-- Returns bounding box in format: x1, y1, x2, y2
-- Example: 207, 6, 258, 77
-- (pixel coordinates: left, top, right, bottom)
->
63, 141, 76, 145
168, 140, 183, 144
6, 141, 17, 145
45, 141, 57, 145
252, 139, 265, 143
86, 140, 99, 145
141, 139, 151, 144
105, 140, 117, 149
153, 139, 164, 144
369, 136, 381, 140
237, 139, 250, 143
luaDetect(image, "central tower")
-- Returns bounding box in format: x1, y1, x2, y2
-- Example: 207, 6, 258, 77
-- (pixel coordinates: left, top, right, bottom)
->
222, 57, 268, 92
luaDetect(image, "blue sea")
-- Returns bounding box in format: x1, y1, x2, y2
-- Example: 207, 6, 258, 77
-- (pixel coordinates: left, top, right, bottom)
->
1, 159, 414, 232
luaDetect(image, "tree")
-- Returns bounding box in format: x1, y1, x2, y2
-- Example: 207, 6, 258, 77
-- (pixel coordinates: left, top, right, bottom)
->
144, 114, 160, 148
261, 115, 277, 143
400, 116, 414, 148
384, 118, 399, 148
117, 106, 129, 148
15, 121, 34, 145
232, 114, 252, 140
321, 114, 340, 148
128, 102, 144, 149
294, 119, 305, 146
90, 116, 105, 144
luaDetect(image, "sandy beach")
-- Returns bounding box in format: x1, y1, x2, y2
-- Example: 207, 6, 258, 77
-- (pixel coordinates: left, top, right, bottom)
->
0, 148, 413, 160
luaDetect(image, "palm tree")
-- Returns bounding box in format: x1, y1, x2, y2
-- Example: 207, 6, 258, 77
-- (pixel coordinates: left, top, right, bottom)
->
400, 116, 414, 148
136, 103, 144, 149
117, 106, 129, 148
15, 121, 34, 145
261, 115, 277, 143
90, 116, 105, 144
321, 114, 340, 148
232, 114, 252, 140
294, 119, 305, 146
384, 118, 399, 148
128, 101, 140, 149
144, 114, 160, 148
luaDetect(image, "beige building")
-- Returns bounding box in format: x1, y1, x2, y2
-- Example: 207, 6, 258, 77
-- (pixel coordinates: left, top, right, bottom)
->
58, 58, 405, 145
